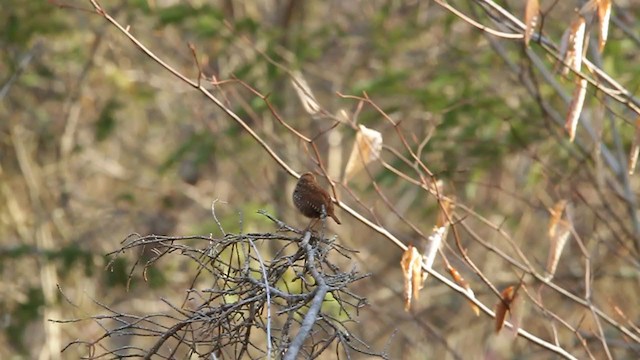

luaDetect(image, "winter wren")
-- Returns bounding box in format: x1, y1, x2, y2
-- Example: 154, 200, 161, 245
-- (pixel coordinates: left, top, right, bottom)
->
293, 172, 341, 225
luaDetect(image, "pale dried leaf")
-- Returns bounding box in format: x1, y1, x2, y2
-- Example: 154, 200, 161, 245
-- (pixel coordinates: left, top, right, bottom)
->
422, 226, 446, 282
447, 265, 480, 316
561, 16, 586, 75
546, 229, 571, 279
401, 245, 423, 311
565, 78, 588, 142
524, 0, 540, 46
291, 70, 321, 115
545, 200, 572, 279
400, 247, 414, 311
569, 16, 586, 73
411, 250, 423, 300
628, 117, 640, 175
547, 200, 568, 238
597, 0, 612, 52
343, 125, 383, 182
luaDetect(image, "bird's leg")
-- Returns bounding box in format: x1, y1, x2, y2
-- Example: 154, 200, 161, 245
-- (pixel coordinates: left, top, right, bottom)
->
320, 204, 328, 224
318, 204, 328, 236
305, 218, 319, 231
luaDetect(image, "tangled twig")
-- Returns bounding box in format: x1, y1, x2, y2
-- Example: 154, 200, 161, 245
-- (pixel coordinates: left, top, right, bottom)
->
56, 212, 384, 359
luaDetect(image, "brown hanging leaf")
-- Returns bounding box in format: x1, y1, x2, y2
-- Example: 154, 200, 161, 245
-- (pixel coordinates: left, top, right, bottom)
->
547, 229, 571, 279
422, 226, 446, 282
628, 117, 640, 175
401, 245, 424, 311
560, 16, 586, 75
565, 78, 588, 142
411, 250, 424, 300
545, 200, 572, 280
569, 16, 586, 72
524, 0, 540, 47
597, 0, 612, 52
291, 70, 321, 115
495, 285, 520, 333
447, 265, 480, 316
343, 124, 383, 182
547, 200, 567, 238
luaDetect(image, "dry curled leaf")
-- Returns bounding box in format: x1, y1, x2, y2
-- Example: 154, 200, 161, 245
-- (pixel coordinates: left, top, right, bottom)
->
422, 226, 446, 282
628, 117, 640, 175
547, 200, 568, 238
495, 285, 519, 333
291, 70, 321, 115
343, 124, 383, 182
545, 200, 572, 280
565, 78, 588, 142
524, 0, 540, 47
447, 265, 480, 316
597, 0, 612, 52
401, 245, 424, 311
560, 16, 586, 75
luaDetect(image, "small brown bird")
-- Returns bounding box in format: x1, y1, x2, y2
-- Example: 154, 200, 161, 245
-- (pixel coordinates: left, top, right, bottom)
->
293, 172, 341, 225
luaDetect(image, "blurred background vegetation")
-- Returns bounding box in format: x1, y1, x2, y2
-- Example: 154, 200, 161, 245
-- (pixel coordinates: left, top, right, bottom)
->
1, 0, 639, 359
